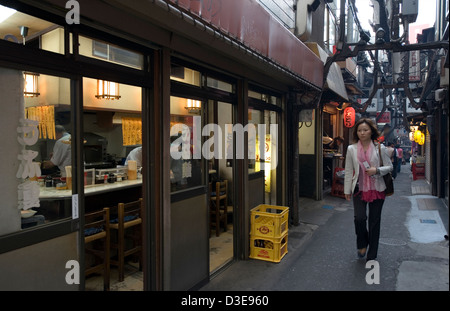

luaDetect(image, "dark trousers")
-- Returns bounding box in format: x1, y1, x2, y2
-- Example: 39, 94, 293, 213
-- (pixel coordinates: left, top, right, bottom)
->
353, 195, 384, 260
392, 161, 397, 178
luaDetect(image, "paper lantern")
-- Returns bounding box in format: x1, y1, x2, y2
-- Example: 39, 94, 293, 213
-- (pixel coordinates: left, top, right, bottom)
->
417, 131, 425, 145
414, 130, 422, 143
343, 107, 355, 128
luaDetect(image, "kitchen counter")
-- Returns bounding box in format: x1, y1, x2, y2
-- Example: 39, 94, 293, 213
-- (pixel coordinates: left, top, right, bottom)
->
39, 179, 142, 199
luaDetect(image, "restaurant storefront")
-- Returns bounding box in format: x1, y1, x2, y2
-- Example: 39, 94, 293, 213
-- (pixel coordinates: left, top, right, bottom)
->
298, 43, 349, 200
0, 0, 323, 290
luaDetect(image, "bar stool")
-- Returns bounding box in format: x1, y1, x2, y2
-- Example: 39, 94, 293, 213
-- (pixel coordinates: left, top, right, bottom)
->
109, 198, 143, 282
84, 207, 110, 291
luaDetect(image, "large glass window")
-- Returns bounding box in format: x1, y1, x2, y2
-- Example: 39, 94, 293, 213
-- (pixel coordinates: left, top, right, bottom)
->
248, 108, 279, 202
170, 96, 205, 192
248, 108, 263, 174
248, 86, 281, 204
0, 67, 73, 235
82, 76, 143, 202
324, 1, 338, 53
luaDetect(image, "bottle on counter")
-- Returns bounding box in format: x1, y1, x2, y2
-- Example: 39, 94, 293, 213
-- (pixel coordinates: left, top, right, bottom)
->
45, 175, 53, 187
65, 166, 72, 190
107, 172, 116, 183
128, 160, 137, 180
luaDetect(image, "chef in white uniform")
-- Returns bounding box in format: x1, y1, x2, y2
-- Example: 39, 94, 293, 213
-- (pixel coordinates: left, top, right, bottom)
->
125, 146, 142, 167
42, 125, 71, 176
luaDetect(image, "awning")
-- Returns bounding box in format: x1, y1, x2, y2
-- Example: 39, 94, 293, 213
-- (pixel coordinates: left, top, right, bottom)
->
163, 0, 324, 88
306, 43, 348, 102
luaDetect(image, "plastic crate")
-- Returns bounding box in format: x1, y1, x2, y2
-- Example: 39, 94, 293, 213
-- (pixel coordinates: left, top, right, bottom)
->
249, 233, 288, 263
250, 204, 289, 238
412, 163, 425, 180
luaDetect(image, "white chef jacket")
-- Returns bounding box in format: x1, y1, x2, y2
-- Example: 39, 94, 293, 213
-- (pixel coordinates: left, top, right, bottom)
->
50, 132, 71, 176
125, 146, 142, 167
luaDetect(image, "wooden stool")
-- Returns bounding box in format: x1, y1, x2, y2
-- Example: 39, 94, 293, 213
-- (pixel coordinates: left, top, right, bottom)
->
209, 180, 228, 237
109, 198, 143, 282
84, 207, 110, 291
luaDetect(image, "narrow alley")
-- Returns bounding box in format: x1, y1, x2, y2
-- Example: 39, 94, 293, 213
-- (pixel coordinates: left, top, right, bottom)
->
200, 163, 449, 291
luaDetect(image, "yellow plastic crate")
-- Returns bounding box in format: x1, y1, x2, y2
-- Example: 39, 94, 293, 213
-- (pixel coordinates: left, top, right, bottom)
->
250, 204, 289, 238
249, 233, 288, 263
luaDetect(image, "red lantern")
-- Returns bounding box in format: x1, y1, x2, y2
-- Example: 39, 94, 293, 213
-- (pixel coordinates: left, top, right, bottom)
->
343, 107, 355, 128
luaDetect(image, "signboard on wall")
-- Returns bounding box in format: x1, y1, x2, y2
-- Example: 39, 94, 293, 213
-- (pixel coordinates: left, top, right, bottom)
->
409, 50, 421, 82
376, 111, 391, 124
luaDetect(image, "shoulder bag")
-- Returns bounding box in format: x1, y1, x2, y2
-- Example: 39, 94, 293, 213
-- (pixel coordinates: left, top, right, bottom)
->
378, 144, 394, 196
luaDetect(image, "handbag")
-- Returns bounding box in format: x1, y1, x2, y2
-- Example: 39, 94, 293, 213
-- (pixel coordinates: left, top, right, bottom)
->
378, 144, 394, 196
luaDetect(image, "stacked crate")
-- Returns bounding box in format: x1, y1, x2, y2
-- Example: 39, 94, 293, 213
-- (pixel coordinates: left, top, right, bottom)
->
412, 163, 425, 180
249, 204, 289, 263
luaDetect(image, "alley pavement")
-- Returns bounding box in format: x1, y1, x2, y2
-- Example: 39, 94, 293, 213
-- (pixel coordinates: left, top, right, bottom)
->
200, 163, 449, 291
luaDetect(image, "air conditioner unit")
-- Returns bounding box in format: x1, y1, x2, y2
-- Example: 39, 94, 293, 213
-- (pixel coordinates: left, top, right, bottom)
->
402, 0, 418, 23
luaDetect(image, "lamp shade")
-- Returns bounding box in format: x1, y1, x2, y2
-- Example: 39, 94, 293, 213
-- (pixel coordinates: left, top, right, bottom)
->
185, 99, 201, 114
95, 80, 121, 100
343, 107, 355, 128
24, 72, 40, 97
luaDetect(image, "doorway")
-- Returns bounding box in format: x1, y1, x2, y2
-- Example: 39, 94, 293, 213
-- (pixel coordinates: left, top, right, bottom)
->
207, 100, 235, 274
82, 77, 144, 291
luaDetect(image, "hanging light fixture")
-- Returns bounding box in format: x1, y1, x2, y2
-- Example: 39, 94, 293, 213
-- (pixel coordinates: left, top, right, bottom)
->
417, 131, 425, 145
185, 99, 201, 114
23, 72, 40, 97
95, 80, 121, 100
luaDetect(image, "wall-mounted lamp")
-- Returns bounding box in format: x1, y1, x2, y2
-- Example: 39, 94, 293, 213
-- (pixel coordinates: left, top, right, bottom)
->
95, 80, 121, 100
24, 72, 40, 97
185, 99, 201, 114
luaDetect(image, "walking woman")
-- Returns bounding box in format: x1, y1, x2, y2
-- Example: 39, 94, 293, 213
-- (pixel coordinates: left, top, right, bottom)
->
344, 118, 393, 261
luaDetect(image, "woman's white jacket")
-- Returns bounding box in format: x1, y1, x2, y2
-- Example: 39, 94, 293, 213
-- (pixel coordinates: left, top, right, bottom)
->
344, 142, 393, 195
